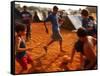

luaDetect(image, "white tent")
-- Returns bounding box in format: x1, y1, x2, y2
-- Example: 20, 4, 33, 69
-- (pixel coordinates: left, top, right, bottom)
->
62, 15, 82, 30
68, 15, 82, 29
37, 10, 44, 21
33, 10, 48, 22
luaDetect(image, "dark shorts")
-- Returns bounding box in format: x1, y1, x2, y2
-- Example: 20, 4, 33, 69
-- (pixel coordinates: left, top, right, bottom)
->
16, 54, 33, 70
52, 31, 62, 41
74, 40, 84, 54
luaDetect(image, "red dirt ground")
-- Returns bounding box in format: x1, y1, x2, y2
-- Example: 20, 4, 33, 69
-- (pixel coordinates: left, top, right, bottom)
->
15, 22, 96, 74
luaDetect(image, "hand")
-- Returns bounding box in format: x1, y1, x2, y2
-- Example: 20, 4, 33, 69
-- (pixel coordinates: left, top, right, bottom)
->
59, 18, 64, 25
27, 47, 33, 51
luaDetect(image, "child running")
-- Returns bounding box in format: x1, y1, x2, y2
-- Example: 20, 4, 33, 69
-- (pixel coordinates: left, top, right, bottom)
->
43, 6, 64, 52
15, 24, 33, 74
70, 27, 97, 70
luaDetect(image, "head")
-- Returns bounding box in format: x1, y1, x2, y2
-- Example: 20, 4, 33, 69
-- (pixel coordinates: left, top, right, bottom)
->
34, 11, 37, 15
15, 24, 26, 37
53, 6, 58, 14
23, 6, 27, 11
81, 9, 89, 18
77, 27, 88, 42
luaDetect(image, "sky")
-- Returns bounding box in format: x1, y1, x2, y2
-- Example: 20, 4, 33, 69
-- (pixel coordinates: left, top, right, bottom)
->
15, 2, 86, 10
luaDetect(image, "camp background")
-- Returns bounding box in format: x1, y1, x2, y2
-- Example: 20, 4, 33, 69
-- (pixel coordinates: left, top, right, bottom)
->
0, 0, 100, 76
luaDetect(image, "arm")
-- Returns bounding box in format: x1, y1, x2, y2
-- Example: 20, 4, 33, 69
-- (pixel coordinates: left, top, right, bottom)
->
16, 38, 33, 52
29, 13, 32, 23
58, 16, 65, 26
44, 21, 49, 34
44, 15, 51, 34
17, 47, 31, 52
20, 12, 23, 20
92, 37, 97, 46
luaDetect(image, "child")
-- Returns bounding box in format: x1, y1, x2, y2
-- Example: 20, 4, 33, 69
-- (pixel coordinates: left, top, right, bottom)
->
81, 9, 95, 36
70, 27, 96, 70
20, 6, 32, 41
58, 10, 65, 26
44, 6, 64, 52
15, 24, 33, 74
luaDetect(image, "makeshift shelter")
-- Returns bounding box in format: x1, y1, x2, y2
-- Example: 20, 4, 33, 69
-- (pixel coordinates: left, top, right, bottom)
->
62, 15, 82, 30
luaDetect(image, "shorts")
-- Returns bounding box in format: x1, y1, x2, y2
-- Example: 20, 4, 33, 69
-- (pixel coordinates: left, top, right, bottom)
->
16, 54, 33, 70
52, 31, 62, 41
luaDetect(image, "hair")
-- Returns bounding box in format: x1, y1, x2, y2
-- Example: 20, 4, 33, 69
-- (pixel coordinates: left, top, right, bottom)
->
77, 27, 88, 37
23, 6, 27, 9
15, 23, 26, 33
53, 6, 58, 10
81, 9, 89, 17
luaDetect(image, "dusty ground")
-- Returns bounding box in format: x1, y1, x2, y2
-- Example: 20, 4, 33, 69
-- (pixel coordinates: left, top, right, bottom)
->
15, 22, 96, 74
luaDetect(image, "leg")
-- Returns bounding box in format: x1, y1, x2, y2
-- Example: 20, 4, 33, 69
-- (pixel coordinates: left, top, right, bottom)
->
27, 54, 33, 64
26, 55, 35, 73
28, 24, 31, 38
80, 54, 84, 70
26, 24, 28, 41
26, 24, 31, 41
16, 56, 28, 74
59, 40, 62, 51
59, 39, 65, 52
21, 56, 28, 70
47, 39, 54, 46
44, 39, 54, 52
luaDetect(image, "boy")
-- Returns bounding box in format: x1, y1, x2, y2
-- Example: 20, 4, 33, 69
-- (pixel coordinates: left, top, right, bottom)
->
20, 6, 32, 41
44, 6, 64, 52
81, 9, 95, 36
15, 24, 33, 74
70, 27, 96, 70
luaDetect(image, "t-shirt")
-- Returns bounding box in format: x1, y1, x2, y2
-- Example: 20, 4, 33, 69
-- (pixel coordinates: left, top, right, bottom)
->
21, 11, 32, 24
45, 13, 60, 33
82, 18, 94, 28
82, 18, 97, 36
